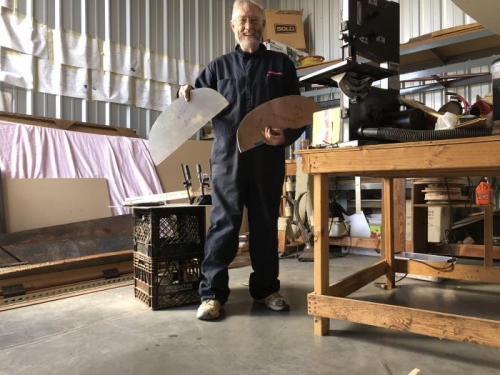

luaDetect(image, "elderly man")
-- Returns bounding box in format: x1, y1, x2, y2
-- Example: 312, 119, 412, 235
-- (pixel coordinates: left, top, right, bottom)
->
179, 0, 304, 320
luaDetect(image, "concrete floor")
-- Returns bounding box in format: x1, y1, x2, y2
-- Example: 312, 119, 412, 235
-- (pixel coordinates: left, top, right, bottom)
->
1, 253, 500, 375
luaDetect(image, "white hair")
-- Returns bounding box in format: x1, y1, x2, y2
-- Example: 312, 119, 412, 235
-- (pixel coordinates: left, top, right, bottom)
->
232, 0, 265, 19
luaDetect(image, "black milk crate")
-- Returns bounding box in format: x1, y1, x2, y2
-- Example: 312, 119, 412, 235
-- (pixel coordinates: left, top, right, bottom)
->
134, 251, 202, 309
133, 205, 205, 260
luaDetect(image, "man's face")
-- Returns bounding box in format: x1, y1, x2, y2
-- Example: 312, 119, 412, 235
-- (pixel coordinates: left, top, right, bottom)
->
230, 3, 265, 53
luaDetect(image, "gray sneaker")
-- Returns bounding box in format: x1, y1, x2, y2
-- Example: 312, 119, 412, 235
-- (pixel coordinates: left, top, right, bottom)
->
254, 292, 290, 311
196, 299, 222, 320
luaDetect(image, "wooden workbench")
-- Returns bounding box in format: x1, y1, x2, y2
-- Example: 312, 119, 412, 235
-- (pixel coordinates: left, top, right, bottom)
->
297, 135, 500, 348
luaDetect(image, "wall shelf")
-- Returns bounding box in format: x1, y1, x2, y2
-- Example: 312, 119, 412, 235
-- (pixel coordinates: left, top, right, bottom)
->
298, 22, 500, 97
399, 23, 500, 76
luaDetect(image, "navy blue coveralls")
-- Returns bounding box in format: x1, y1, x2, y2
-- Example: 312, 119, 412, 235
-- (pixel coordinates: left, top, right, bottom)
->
193, 44, 304, 304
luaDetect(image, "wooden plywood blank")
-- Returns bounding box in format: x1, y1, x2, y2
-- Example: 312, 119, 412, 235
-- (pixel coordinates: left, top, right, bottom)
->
3, 178, 112, 233
237, 95, 320, 152
148, 88, 228, 165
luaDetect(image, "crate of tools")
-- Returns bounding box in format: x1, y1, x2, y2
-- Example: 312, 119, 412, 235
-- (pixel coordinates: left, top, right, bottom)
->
132, 205, 206, 309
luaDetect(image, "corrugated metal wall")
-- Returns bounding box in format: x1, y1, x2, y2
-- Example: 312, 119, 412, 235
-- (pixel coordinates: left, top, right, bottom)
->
0, 0, 489, 138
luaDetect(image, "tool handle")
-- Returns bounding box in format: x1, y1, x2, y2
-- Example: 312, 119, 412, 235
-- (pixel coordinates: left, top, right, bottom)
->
183, 164, 191, 181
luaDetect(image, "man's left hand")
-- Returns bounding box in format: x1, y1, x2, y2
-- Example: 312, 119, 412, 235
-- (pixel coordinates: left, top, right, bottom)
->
261, 126, 285, 146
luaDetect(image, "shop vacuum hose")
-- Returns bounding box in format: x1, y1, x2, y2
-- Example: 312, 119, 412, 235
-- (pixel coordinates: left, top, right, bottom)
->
358, 127, 493, 142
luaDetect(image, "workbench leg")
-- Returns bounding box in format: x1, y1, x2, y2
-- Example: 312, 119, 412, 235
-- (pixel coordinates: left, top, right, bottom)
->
392, 178, 407, 254
381, 178, 396, 289
313, 173, 330, 335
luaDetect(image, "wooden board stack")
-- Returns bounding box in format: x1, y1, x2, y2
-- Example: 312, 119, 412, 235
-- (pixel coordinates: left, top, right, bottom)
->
413, 178, 469, 203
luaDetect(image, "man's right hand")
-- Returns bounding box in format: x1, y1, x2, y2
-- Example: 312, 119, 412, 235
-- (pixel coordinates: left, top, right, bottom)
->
178, 85, 193, 101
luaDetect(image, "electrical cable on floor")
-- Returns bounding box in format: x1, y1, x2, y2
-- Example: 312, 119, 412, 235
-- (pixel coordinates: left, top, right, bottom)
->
328, 214, 350, 258
278, 244, 305, 259
328, 182, 352, 258
439, 228, 457, 266
491, 177, 498, 193
330, 233, 351, 258
373, 254, 455, 290
373, 178, 461, 290
374, 183, 457, 289
443, 177, 457, 262
417, 178, 458, 266
411, 257, 455, 271
380, 360, 393, 375
466, 177, 475, 214
374, 273, 408, 290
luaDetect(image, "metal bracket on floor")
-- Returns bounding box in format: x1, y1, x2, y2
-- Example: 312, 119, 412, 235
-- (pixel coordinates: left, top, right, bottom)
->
2, 283, 26, 298
102, 268, 121, 279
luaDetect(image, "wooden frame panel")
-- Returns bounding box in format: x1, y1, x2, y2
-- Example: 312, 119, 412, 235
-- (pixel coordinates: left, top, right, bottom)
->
299, 135, 500, 347
308, 294, 500, 348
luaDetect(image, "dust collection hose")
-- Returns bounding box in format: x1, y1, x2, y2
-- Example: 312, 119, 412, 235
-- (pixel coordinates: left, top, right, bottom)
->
358, 127, 493, 142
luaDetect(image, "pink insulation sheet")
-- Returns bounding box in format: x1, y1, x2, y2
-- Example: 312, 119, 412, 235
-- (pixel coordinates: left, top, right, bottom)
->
0, 120, 163, 215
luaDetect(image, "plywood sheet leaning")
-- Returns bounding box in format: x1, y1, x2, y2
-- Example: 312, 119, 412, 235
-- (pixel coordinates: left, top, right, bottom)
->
3, 178, 112, 233
155, 140, 213, 194
0, 214, 133, 266
237, 95, 320, 152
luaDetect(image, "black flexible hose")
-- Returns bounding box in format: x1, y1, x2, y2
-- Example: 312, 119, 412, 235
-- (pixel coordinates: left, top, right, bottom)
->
358, 127, 492, 142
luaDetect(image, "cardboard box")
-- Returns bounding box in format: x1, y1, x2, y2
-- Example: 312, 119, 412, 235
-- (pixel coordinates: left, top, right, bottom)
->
263, 9, 306, 50
406, 200, 412, 241
264, 39, 308, 67
312, 107, 341, 147
428, 206, 450, 243
367, 214, 381, 239
369, 223, 381, 239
